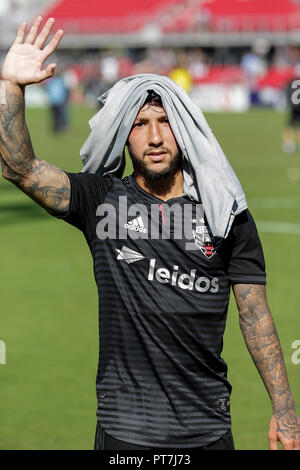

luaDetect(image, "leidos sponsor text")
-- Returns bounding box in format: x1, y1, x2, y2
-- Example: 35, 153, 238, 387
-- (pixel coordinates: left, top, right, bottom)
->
116, 247, 220, 293
148, 259, 219, 293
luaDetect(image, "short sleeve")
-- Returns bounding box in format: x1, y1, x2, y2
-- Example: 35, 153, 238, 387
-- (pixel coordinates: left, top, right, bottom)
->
226, 209, 266, 285
48, 171, 113, 235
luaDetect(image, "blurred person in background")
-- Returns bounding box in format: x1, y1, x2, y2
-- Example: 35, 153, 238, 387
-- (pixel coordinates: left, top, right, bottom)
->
187, 48, 210, 82
241, 39, 268, 106
1, 17, 300, 451
45, 67, 70, 133
169, 51, 193, 93
100, 53, 119, 86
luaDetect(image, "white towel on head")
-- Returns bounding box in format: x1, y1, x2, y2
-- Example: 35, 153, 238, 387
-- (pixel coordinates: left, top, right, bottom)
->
80, 73, 247, 238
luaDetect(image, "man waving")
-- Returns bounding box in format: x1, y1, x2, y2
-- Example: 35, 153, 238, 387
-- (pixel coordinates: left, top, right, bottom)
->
1, 17, 299, 450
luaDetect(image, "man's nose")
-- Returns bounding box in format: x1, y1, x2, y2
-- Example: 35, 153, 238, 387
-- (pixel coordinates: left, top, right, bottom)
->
148, 122, 163, 146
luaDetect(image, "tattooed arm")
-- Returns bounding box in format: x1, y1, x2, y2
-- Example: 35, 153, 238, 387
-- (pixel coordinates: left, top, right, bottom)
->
0, 17, 69, 214
233, 284, 300, 450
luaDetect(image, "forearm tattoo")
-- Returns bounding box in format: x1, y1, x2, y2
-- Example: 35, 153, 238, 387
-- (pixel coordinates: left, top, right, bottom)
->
234, 284, 299, 439
0, 80, 70, 213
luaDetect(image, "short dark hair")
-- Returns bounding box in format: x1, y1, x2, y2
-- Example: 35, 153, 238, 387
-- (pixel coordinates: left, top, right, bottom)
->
143, 90, 163, 107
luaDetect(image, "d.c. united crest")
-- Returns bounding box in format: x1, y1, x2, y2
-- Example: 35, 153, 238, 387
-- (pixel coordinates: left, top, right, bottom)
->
191, 218, 221, 259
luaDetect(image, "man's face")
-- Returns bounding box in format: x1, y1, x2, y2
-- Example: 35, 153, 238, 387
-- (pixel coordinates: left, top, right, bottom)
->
127, 103, 181, 181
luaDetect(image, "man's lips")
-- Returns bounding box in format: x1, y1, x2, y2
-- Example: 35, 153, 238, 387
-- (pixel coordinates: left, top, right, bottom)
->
146, 151, 168, 162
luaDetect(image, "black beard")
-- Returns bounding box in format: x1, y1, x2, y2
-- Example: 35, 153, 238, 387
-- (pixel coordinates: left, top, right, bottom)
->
128, 148, 182, 181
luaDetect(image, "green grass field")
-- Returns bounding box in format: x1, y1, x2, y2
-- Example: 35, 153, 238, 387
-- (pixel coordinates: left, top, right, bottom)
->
0, 104, 299, 450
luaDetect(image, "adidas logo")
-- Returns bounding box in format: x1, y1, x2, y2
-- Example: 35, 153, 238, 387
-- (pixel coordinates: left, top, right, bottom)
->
124, 216, 147, 233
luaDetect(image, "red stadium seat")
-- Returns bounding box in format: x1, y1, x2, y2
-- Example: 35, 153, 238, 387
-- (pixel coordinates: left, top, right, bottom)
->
42, 0, 300, 34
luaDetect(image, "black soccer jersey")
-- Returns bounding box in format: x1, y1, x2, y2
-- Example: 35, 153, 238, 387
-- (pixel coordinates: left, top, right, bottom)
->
52, 172, 266, 448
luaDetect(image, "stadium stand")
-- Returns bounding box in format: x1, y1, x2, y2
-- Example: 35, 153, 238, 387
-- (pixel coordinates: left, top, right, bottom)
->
0, 0, 56, 50
42, 0, 183, 33
2, 0, 299, 111
43, 0, 300, 34
201, 0, 300, 33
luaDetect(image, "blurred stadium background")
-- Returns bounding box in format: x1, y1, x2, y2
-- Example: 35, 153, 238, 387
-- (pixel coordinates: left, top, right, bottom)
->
0, 0, 300, 450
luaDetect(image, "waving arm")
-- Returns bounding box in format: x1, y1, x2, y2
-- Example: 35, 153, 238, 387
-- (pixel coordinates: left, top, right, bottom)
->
0, 17, 70, 214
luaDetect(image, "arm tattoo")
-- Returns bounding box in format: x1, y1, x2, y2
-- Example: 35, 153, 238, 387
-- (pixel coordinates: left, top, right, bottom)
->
0, 80, 70, 214
233, 284, 299, 440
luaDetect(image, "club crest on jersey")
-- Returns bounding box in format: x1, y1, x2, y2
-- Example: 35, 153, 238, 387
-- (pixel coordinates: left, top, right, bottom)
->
191, 218, 221, 259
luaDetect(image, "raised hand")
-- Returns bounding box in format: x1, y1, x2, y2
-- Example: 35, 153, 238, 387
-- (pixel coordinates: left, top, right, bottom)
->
1, 16, 64, 85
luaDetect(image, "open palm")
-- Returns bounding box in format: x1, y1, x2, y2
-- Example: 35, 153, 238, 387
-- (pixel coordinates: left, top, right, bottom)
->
1, 16, 64, 85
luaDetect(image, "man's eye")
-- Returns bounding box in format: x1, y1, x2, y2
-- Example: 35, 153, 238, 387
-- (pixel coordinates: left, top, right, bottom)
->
134, 122, 145, 127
